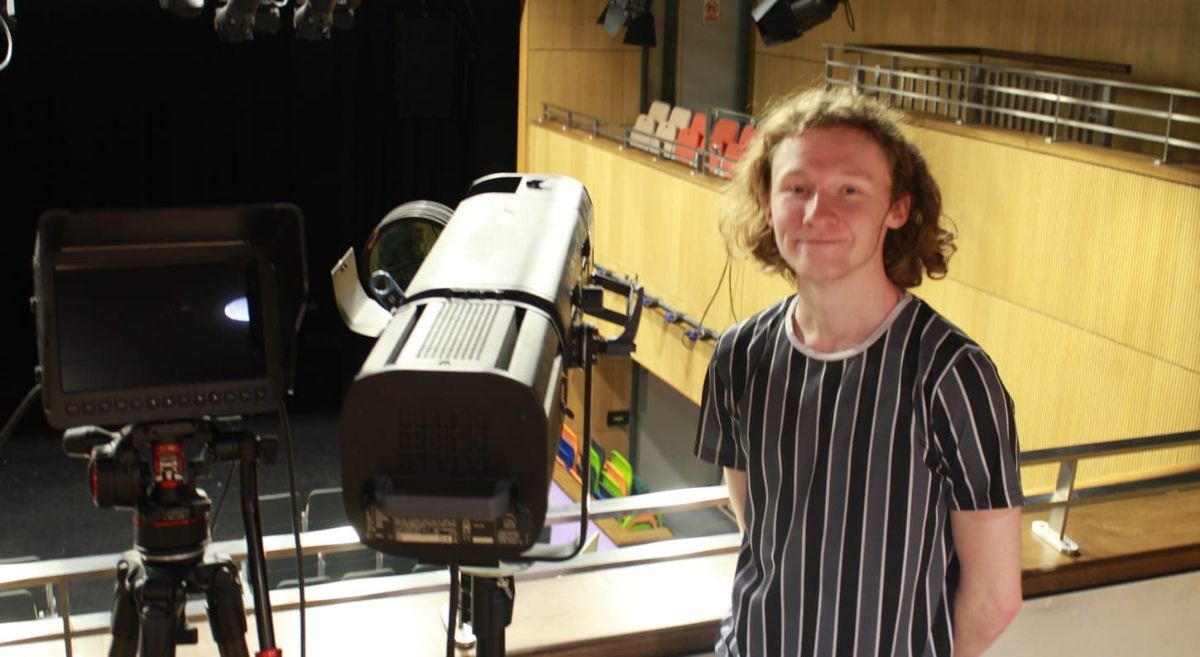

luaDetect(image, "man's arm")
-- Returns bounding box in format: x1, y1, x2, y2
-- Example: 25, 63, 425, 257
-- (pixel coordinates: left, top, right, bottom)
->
724, 467, 747, 534
950, 507, 1023, 657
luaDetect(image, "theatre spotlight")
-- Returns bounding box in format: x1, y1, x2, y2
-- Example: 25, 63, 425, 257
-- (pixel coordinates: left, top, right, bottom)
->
334, 174, 643, 568
214, 0, 282, 42
294, 0, 338, 40
159, 0, 205, 20
752, 0, 842, 46
597, 0, 656, 47
294, 0, 360, 38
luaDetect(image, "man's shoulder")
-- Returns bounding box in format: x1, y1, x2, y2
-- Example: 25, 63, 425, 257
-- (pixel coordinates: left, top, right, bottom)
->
906, 295, 994, 385
709, 296, 792, 371
715, 297, 792, 348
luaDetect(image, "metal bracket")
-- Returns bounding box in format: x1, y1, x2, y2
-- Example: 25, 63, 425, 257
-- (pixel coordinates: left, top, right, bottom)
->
1030, 458, 1082, 556
1031, 519, 1080, 556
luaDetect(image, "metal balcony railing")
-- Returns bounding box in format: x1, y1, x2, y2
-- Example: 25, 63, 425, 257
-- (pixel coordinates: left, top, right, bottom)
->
825, 44, 1200, 165
5, 425, 1199, 654
539, 103, 751, 179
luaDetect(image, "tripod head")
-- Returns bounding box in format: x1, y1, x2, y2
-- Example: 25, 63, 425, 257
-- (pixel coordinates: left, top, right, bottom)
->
64, 417, 283, 656
63, 417, 276, 561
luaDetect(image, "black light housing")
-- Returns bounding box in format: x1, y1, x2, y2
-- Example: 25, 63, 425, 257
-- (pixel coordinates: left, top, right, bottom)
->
752, 0, 839, 46
597, 0, 655, 47
340, 174, 592, 566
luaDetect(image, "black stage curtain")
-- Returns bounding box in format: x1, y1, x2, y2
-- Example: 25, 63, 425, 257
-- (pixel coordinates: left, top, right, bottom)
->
0, 0, 519, 418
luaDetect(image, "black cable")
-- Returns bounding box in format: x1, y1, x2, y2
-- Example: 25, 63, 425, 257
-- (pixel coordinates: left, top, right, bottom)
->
727, 260, 739, 324
0, 384, 41, 451
696, 257, 730, 336
277, 402, 306, 657
843, 0, 856, 32
207, 462, 238, 537
0, 10, 13, 72
446, 563, 460, 657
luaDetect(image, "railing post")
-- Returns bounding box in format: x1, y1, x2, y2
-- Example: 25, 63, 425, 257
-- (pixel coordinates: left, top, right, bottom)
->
955, 67, 965, 124
1031, 458, 1082, 556
824, 45, 833, 88
1159, 93, 1176, 165
889, 56, 899, 104
1050, 79, 1063, 143
45, 581, 57, 617
59, 581, 73, 657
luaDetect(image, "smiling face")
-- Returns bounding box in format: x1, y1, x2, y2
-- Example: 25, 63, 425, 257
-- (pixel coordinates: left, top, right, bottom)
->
766, 125, 911, 289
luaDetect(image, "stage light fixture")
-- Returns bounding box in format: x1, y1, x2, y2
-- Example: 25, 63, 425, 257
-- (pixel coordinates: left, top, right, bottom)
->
334, 174, 643, 568
214, 0, 282, 42
159, 0, 205, 20
597, 0, 656, 47
752, 0, 840, 46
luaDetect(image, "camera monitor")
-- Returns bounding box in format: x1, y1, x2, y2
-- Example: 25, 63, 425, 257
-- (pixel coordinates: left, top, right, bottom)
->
33, 204, 307, 429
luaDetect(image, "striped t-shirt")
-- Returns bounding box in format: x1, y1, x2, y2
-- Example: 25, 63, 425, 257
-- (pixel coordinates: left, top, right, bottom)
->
694, 293, 1023, 657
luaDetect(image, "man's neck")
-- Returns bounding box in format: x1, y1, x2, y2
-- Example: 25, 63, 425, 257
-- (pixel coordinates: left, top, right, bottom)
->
792, 275, 903, 353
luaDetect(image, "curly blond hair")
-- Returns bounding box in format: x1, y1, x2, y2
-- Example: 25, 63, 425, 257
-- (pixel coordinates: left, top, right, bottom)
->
723, 86, 955, 288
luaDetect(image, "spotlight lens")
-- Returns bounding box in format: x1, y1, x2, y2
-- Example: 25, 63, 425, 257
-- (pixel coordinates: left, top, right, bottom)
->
224, 297, 251, 323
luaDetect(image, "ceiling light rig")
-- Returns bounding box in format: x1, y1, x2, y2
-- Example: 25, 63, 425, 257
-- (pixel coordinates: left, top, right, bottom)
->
160, 0, 361, 42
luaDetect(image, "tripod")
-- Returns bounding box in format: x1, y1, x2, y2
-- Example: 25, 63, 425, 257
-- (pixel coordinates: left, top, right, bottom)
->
450, 570, 515, 657
109, 550, 249, 657
65, 418, 281, 657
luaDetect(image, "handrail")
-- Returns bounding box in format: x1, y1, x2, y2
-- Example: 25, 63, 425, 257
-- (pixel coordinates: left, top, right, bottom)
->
855, 44, 1133, 76
0, 489, 733, 594
540, 102, 749, 180
0, 533, 742, 648
830, 44, 1200, 97
1022, 429, 1200, 465
1023, 470, 1200, 511
1016, 429, 1200, 556
824, 43, 1200, 165
4, 425, 1198, 650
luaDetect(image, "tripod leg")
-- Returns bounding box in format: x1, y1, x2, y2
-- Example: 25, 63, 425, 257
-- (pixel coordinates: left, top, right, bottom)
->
471, 576, 515, 657
108, 557, 139, 657
138, 598, 178, 657
202, 562, 250, 657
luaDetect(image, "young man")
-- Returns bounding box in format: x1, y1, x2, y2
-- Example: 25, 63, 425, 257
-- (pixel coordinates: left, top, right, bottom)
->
694, 88, 1023, 657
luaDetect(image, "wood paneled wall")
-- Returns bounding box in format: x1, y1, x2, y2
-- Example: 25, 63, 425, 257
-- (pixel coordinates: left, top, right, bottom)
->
518, 0, 1200, 492
565, 358, 635, 460
526, 121, 1200, 493
750, 0, 1200, 112
517, 0, 643, 171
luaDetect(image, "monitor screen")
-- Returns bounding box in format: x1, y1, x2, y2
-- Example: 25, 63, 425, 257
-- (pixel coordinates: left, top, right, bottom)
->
53, 259, 267, 393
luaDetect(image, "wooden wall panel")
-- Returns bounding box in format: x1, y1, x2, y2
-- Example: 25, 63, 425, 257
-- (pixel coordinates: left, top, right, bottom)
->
565, 358, 634, 459
526, 122, 1200, 492
907, 125, 1200, 372
525, 50, 643, 128
526, 0, 633, 51
751, 0, 1200, 109
519, 0, 643, 171
916, 277, 1200, 492
750, 53, 825, 113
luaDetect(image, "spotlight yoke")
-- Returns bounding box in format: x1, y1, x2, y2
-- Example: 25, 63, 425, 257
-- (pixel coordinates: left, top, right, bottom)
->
339, 174, 641, 567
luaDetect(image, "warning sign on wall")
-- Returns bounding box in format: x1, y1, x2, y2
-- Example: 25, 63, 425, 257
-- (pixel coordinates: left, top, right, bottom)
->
703, 0, 720, 24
